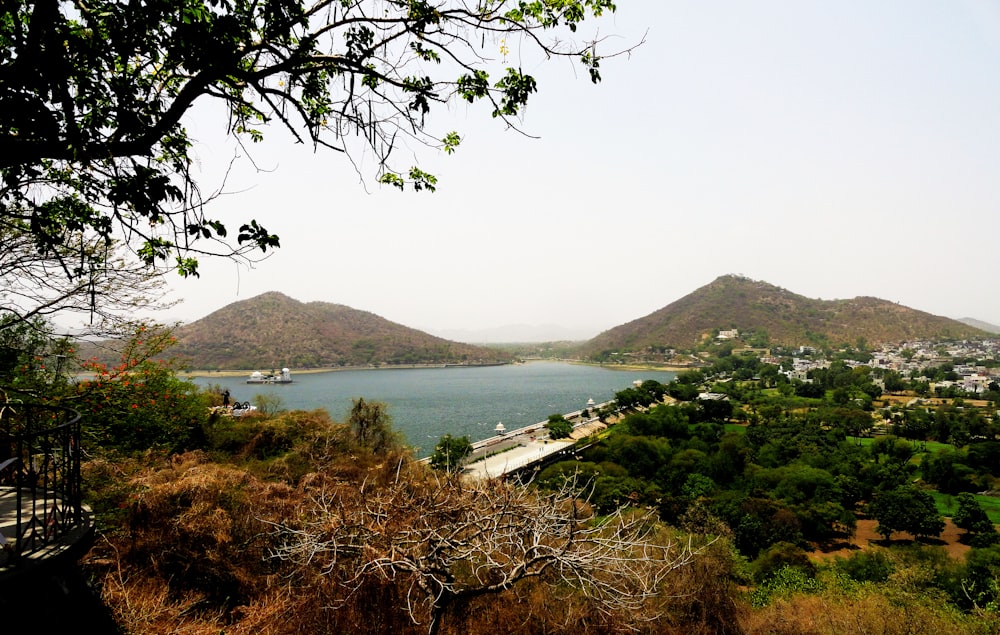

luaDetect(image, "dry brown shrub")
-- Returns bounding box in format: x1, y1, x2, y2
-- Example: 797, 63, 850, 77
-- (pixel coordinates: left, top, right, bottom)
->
272, 473, 706, 635
657, 538, 747, 635
446, 575, 654, 635
87, 451, 300, 626
86, 446, 744, 635
740, 589, 994, 635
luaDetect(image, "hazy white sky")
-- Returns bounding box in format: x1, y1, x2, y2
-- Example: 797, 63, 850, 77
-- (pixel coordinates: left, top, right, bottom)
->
157, 1, 1000, 338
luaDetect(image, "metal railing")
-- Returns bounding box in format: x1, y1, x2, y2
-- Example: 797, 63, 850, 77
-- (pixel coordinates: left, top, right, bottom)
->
0, 402, 84, 567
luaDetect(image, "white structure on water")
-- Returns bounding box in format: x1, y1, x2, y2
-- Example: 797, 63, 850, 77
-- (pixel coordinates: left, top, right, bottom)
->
247, 368, 292, 384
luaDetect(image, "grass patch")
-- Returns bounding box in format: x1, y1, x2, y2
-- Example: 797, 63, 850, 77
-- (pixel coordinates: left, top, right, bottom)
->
931, 490, 1000, 525
916, 440, 957, 454
845, 436, 956, 454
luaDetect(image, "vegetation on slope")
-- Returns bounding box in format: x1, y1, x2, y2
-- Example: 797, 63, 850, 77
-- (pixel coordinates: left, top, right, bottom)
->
77, 292, 514, 370
170, 292, 516, 369
582, 275, 987, 356
6, 322, 1000, 634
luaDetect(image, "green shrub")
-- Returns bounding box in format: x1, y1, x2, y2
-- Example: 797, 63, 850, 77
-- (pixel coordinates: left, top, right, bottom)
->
749, 564, 822, 607
835, 549, 894, 582
545, 414, 574, 439
74, 357, 210, 452
752, 541, 816, 583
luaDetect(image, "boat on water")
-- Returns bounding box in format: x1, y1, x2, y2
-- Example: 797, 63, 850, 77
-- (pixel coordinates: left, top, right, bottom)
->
247, 368, 293, 384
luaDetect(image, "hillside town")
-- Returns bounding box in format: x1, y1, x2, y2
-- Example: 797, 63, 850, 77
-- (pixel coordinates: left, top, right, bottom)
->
760, 339, 1000, 394
618, 333, 1000, 395
764, 338, 1000, 395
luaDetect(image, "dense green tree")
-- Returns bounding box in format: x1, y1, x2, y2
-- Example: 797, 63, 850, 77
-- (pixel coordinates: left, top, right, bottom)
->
921, 450, 976, 495
692, 422, 725, 444
623, 405, 690, 439
591, 475, 658, 514
681, 473, 716, 500
667, 381, 700, 401
711, 494, 803, 558
664, 448, 710, 490
968, 442, 1000, 473
545, 413, 574, 440
429, 433, 473, 473
900, 407, 933, 441
828, 407, 874, 439
766, 465, 842, 507
604, 435, 674, 482
870, 435, 914, 465
831, 385, 853, 406
697, 396, 733, 422
706, 433, 746, 485
883, 371, 907, 393
675, 370, 705, 386
614, 384, 664, 411
535, 460, 602, 491
639, 379, 668, 402
792, 380, 825, 399
751, 542, 816, 584
757, 363, 784, 388
952, 492, 999, 545
868, 486, 945, 542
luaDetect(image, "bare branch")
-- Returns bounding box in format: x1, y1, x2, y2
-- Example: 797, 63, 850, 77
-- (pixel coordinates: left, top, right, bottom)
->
271, 473, 707, 634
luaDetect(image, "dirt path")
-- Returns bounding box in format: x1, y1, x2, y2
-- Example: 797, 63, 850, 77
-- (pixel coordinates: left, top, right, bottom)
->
810, 518, 971, 562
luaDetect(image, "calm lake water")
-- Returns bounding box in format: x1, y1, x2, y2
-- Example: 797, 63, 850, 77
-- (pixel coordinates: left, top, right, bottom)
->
192, 362, 676, 457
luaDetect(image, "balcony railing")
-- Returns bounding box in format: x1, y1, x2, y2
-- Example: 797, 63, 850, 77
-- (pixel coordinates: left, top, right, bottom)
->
0, 402, 86, 569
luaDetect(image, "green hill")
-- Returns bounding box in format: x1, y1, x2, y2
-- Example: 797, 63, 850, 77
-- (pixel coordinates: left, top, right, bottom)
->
165, 292, 513, 370
582, 275, 986, 355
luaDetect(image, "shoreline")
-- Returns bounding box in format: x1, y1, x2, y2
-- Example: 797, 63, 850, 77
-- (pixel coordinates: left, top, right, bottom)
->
180, 359, 688, 379
562, 360, 695, 373
180, 362, 515, 379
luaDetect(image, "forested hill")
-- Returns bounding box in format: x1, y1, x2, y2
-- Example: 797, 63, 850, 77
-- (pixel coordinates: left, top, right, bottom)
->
582, 275, 987, 354
167, 292, 513, 370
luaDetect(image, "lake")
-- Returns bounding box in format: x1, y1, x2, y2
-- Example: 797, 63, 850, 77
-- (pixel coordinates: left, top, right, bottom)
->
192, 362, 676, 456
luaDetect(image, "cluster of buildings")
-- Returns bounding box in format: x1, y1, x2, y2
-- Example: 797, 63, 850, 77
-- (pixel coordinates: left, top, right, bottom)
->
762, 339, 1000, 395
869, 339, 1000, 394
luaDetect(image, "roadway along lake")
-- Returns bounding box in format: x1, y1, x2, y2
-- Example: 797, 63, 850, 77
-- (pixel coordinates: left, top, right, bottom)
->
192, 362, 676, 457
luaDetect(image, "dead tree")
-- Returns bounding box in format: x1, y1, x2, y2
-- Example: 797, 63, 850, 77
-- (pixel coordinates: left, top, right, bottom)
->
271, 475, 705, 634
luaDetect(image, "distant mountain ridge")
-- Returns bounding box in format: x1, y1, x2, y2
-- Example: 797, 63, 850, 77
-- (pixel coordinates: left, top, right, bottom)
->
168, 292, 512, 370
582, 275, 987, 354
428, 324, 597, 344
959, 317, 1000, 334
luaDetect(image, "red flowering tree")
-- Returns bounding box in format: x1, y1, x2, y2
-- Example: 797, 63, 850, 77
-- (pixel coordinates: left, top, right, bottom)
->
72, 324, 210, 452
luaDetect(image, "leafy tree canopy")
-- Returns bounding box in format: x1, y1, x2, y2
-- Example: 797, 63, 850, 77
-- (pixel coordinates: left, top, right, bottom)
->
868, 485, 945, 542
430, 433, 473, 472
952, 492, 999, 545
1, 0, 633, 333
546, 413, 574, 439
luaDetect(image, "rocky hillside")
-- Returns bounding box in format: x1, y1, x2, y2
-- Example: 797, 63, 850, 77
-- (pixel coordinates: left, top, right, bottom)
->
959, 317, 1000, 334
165, 292, 513, 369
582, 275, 987, 355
